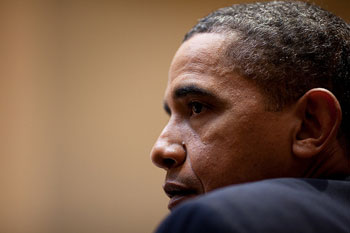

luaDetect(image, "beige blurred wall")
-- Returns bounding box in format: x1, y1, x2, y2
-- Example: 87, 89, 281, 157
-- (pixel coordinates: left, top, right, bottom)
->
1, 0, 349, 233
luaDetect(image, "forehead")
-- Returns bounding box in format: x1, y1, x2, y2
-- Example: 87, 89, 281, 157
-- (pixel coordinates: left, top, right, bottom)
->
165, 33, 265, 108
168, 33, 230, 83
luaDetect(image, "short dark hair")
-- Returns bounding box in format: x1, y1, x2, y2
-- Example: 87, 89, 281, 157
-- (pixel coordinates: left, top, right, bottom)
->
184, 1, 350, 139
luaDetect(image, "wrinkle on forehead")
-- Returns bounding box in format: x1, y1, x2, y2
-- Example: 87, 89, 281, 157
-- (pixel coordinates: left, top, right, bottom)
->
169, 33, 238, 82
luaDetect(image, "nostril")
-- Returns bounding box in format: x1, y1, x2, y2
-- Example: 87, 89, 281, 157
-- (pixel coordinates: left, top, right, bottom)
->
163, 158, 176, 169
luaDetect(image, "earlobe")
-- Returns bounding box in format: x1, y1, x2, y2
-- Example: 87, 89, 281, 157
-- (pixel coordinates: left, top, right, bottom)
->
292, 88, 342, 158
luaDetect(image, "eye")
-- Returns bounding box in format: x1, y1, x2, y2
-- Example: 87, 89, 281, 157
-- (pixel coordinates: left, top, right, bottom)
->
189, 101, 204, 115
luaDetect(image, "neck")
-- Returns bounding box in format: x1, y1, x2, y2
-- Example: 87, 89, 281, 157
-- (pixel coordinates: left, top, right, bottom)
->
304, 140, 350, 179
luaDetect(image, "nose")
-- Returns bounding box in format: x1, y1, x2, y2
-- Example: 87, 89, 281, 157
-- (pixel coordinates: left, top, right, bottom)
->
150, 127, 186, 170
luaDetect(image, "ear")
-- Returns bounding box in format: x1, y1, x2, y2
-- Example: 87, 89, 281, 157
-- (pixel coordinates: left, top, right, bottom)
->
292, 88, 342, 158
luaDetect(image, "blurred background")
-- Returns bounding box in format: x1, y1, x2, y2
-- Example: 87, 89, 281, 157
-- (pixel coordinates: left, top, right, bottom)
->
1, 0, 349, 233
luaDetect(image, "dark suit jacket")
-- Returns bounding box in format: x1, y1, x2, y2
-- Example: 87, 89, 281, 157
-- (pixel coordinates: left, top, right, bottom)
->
155, 178, 350, 233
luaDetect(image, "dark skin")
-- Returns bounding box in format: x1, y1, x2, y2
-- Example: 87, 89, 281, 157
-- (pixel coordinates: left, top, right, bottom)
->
151, 33, 349, 210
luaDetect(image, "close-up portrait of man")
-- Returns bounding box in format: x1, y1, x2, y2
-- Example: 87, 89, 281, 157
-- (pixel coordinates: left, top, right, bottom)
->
151, 1, 350, 232
2, 1, 350, 233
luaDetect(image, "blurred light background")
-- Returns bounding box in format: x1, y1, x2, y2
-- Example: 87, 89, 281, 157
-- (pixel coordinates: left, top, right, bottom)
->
1, 0, 349, 233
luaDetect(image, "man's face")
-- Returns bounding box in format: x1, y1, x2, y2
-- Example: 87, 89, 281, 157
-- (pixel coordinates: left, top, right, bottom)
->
151, 33, 297, 210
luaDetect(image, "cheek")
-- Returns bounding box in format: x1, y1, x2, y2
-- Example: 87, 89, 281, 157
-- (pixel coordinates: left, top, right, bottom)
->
187, 117, 252, 191
189, 142, 248, 192
187, 112, 291, 191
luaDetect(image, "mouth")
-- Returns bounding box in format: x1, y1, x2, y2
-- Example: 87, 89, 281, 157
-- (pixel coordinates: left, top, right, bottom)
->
163, 182, 198, 210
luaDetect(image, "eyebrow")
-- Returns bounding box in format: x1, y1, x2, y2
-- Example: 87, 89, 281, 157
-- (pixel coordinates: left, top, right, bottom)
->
173, 84, 215, 99
163, 84, 217, 115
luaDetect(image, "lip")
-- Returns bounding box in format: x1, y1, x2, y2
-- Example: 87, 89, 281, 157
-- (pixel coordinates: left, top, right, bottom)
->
163, 182, 198, 210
